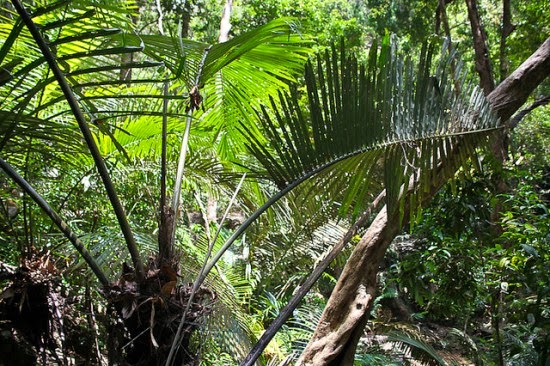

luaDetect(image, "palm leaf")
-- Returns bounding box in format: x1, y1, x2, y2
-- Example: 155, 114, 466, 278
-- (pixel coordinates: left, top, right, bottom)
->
1, 0, 166, 162
386, 330, 448, 366
119, 18, 313, 161
241, 36, 500, 221
234, 37, 500, 365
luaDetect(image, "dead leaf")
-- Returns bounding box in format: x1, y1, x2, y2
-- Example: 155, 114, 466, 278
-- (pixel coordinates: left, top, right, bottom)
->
161, 281, 177, 296
160, 264, 178, 282
121, 300, 137, 319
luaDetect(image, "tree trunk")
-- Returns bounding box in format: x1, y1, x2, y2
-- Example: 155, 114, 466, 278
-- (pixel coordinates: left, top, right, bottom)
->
465, 0, 495, 95
219, 0, 232, 43
296, 207, 399, 365
435, 0, 453, 37
499, 0, 515, 83
297, 37, 550, 366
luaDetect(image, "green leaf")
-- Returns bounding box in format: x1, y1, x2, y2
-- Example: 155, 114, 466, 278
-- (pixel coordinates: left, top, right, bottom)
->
241, 37, 501, 220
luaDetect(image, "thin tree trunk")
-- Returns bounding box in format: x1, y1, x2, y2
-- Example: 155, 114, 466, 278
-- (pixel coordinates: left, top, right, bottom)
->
435, 0, 453, 37
180, 0, 192, 39
465, 0, 495, 95
297, 37, 550, 366
499, 0, 515, 83
219, 0, 232, 43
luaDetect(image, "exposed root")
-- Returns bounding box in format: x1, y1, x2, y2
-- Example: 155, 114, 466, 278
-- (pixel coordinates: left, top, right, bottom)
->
105, 257, 216, 366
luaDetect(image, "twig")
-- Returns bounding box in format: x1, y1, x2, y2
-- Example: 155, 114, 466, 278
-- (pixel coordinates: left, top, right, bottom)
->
509, 95, 550, 129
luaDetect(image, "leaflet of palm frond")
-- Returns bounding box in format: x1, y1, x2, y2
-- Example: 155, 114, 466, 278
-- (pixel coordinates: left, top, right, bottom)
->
0, 26, 25, 82
387, 331, 447, 366
6, 51, 161, 106
284, 303, 323, 356
200, 18, 312, 84
11, 0, 147, 279
0, 111, 83, 157
166, 228, 256, 362
208, 24, 312, 155
125, 19, 312, 162
242, 36, 500, 224
0, 5, 170, 162
69, 229, 157, 278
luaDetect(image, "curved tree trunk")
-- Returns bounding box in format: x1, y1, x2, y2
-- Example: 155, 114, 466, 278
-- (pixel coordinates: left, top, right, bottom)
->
296, 207, 399, 365
297, 37, 550, 366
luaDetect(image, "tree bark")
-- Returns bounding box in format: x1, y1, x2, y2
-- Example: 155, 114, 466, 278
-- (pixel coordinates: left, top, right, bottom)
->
465, 0, 495, 94
435, 0, 453, 37
499, 0, 515, 83
488, 36, 550, 162
296, 207, 398, 365
297, 37, 550, 366
219, 0, 232, 43
487, 37, 550, 122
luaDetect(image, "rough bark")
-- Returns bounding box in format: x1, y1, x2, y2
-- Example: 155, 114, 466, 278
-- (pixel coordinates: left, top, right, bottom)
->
297, 207, 399, 366
297, 37, 550, 366
465, 0, 495, 94
487, 37, 550, 122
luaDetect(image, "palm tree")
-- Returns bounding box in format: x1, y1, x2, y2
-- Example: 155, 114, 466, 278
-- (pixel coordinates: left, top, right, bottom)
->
227, 36, 500, 365
1, 0, 547, 365
0, 0, 311, 364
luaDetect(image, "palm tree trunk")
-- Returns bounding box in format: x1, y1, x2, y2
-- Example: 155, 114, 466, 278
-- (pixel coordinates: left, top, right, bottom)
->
297, 36, 550, 366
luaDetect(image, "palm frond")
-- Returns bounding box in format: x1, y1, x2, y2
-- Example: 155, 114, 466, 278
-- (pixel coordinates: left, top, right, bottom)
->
241, 36, 500, 221
0, 111, 83, 158
1, 0, 167, 161
386, 330, 448, 366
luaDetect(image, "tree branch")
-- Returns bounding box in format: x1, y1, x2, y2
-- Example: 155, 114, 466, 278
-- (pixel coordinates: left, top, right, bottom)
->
509, 95, 550, 129
487, 37, 550, 122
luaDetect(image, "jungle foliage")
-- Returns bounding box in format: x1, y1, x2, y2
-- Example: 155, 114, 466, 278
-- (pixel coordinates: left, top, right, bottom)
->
0, 0, 548, 365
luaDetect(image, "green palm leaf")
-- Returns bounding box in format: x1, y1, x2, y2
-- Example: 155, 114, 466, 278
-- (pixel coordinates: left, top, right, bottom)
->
386, 330, 448, 366
120, 18, 313, 161
0, 0, 166, 161
241, 36, 500, 221
236, 37, 501, 366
